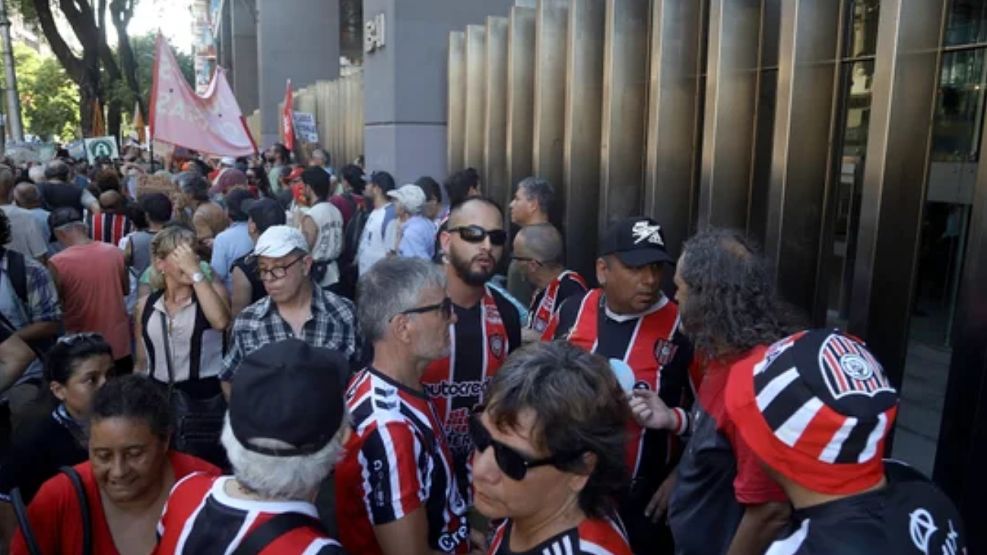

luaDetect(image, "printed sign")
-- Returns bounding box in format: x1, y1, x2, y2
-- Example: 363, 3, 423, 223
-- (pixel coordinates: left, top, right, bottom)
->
292, 111, 319, 143
83, 136, 120, 163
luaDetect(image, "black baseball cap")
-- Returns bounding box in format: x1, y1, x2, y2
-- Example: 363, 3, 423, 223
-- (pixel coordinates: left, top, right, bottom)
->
229, 339, 348, 457
599, 216, 675, 267
48, 206, 84, 232
224, 188, 255, 222
244, 197, 286, 234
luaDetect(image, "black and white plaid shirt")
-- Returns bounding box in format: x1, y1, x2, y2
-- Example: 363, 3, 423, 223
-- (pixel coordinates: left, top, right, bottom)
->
220, 286, 362, 380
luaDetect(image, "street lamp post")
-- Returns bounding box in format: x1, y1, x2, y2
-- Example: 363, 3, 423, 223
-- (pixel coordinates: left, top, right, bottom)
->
0, 0, 24, 142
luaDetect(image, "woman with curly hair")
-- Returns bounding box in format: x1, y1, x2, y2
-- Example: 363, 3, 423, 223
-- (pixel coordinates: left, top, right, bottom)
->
630, 228, 801, 555
472, 341, 632, 555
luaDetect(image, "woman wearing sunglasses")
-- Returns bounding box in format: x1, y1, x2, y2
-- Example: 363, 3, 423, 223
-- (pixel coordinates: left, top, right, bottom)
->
472, 341, 632, 555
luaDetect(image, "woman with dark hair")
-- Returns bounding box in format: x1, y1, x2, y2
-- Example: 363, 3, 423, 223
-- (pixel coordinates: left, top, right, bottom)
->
472, 341, 632, 555
631, 228, 798, 555
11, 375, 219, 555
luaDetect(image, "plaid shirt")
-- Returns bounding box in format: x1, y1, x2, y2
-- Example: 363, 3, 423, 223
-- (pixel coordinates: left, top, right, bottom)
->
221, 285, 362, 380
0, 253, 62, 327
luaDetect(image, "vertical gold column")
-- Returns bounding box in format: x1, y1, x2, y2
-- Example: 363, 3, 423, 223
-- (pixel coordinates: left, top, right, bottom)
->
447, 32, 466, 174
644, 0, 703, 256
484, 16, 510, 210
533, 0, 569, 195
598, 0, 651, 230
848, 0, 945, 376
562, 0, 606, 275
698, 0, 762, 230
507, 6, 536, 196
765, 0, 840, 312
463, 25, 487, 172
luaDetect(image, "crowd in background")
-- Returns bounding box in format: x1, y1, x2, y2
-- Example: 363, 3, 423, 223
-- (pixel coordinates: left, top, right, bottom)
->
0, 142, 969, 555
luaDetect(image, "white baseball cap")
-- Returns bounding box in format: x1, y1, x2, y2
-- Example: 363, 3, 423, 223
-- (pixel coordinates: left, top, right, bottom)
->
253, 225, 309, 258
387, 184, 427, 214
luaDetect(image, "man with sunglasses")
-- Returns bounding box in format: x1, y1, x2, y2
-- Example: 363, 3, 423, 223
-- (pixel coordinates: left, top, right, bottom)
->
336, 257, 471, 555
512, 223, 587, 341
220, 225, 361, 396
422, 197, 522, 499
543, 216, 693, 555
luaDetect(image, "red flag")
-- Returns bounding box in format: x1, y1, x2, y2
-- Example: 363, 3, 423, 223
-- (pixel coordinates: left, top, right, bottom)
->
149, 34, 256, 157
281, 79, 295, 151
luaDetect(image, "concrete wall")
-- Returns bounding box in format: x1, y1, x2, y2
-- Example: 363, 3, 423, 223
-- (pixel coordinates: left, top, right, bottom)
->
257, 0, 340, 147
362, 0, 514, 184
230, 0, 259, 115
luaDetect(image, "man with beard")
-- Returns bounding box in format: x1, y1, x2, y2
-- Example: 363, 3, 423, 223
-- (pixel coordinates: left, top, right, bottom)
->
421, 197, 522, 496
543, 216, 692, 555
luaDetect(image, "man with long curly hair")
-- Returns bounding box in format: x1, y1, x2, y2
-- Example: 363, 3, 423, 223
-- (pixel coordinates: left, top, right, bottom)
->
630, 228, 798, 555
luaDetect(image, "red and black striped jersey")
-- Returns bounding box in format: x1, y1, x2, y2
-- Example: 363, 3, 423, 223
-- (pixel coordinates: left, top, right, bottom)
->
335, 367, 470, 555
154, 473, 341, 555
487, 516, 632, 555
86, 210, 132, 246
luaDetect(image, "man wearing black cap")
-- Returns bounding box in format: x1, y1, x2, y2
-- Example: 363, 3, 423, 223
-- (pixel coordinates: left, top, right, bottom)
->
156, 339, 348, 554
545, 216, 693, 555
229, 198, 287, 316
725, 329, 967, 554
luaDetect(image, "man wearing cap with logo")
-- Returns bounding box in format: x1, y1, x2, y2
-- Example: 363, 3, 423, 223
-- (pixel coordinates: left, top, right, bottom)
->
544, 216, 692, 555
511, 223, 587, 341
156, 339, 349, 554
220, 225, 360, 397
335, 257, 471, 555
721, 329, 967, 554
387, 183, 436, 260
421, 197, 522, 499
230, 198, 287, 316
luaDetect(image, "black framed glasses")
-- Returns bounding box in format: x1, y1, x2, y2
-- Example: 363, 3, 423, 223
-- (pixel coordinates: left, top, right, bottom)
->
449, 225, 508, 246
394, 297, 454, 321
257, 256, 305, 281
469, 407, 580, 481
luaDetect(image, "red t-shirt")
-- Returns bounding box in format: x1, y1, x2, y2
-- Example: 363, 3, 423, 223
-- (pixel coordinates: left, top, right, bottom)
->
154, 474, 343, 554
11, 452, 219, 555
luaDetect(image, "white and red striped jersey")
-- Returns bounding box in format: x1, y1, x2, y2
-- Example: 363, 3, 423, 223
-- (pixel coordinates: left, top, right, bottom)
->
154, 473, 342, 554
487, 516, 632, 555
335, 367, 470, 555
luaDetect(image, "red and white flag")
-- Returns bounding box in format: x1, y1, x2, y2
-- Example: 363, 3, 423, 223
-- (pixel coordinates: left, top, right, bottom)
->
281, 79, 295, 151
148, 34, 256, 157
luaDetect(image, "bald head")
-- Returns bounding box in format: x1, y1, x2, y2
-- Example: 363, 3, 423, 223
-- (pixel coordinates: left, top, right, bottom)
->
13, 182, 42, 208
447, 196, 503, 228
516, 223, 564, 267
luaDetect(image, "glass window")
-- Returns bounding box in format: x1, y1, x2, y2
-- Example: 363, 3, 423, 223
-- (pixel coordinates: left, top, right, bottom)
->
844, 0, 880, 58
945, 0, 987, 47
932, 49, 987, 161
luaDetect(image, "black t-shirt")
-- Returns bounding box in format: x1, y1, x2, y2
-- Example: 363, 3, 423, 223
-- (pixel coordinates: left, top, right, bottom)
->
766, 461, 966, 554
38, 181, 84, 212
231, 254, 266, 304
0, 405, 88, 504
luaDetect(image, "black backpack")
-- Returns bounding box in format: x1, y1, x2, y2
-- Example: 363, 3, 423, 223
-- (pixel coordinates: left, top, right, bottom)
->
337, 195, 368, 299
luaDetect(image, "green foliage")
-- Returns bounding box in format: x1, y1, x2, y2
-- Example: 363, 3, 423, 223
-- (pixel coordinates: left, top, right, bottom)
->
2, 44, 80, 141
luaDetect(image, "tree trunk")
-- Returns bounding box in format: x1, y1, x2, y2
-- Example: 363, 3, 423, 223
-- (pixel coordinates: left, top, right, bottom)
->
107, 97, 122, 140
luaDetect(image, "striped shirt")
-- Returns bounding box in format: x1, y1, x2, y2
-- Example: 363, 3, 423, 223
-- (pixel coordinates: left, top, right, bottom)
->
488, 517, 632, 555
334, 368, 469, 555
85, 210, 132, 246
155, 473, 342, 554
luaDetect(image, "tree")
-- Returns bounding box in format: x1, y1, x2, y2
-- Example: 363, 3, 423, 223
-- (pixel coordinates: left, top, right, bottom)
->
2, 45, 80, 141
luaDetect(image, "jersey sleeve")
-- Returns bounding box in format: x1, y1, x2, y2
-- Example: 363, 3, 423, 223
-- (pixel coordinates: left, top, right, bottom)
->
356, 422, 427, 526
493, 291, 523, 353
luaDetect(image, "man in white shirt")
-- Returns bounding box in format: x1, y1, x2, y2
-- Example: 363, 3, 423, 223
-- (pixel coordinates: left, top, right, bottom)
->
356, 171, 397, 276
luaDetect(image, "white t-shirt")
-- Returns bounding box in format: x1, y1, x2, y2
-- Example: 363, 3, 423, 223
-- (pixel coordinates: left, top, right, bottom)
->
357, 204, 397, 276
306, 201, 344, 287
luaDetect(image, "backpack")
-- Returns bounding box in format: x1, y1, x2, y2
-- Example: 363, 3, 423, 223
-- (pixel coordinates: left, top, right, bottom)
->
337, 196, 368, 299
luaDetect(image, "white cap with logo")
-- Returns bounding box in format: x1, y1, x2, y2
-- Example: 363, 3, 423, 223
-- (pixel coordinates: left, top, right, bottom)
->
253, 225, 310, 258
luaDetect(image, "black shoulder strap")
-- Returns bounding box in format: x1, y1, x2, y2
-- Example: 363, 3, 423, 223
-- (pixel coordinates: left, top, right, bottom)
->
232, 512, 327, 555
4, 248, 29, 307
59, 466, 92, 555
10, 487, 42, 555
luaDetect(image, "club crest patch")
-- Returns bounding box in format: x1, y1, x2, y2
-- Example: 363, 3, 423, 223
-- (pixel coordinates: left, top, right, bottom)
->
489, 333, 506, 360
654, 339, 678, 366
818, 333, 893, 400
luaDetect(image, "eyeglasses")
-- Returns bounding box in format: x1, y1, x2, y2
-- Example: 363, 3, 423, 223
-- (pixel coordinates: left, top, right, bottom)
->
469, 407, 580, 481
394, 297, 454, 321
257, 256, 304, 281
510, 255, 541, 265
449, 225, 508, 246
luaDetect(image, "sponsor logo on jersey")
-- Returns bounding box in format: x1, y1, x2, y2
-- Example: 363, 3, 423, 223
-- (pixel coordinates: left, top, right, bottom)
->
423, 379, 490, 399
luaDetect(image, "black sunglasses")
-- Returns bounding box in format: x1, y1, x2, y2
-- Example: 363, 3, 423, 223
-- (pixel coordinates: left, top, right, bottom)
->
469, 408, 579, 481
395, 297, 454, 321
449, 225, 508, 246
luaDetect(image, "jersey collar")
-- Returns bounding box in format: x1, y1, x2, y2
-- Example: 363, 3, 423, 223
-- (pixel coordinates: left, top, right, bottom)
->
603, 294, 669, 323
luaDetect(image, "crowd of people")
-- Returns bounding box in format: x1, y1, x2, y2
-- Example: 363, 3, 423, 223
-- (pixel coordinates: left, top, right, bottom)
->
0, 143, 970, 555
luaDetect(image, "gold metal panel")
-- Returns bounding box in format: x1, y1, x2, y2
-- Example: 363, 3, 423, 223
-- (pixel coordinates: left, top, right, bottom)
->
765, 0, 839, 311
485, 16, 510, 210
848, 0, 944, 376
464, 25, 488, 172
447, 32, 466, 174
507, 6, 536, 197
533, 0, 569, 195
698, 0, 762, 230
599, 0, 650, 230
644, 0, 703, 256
562, 0, 606, 276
